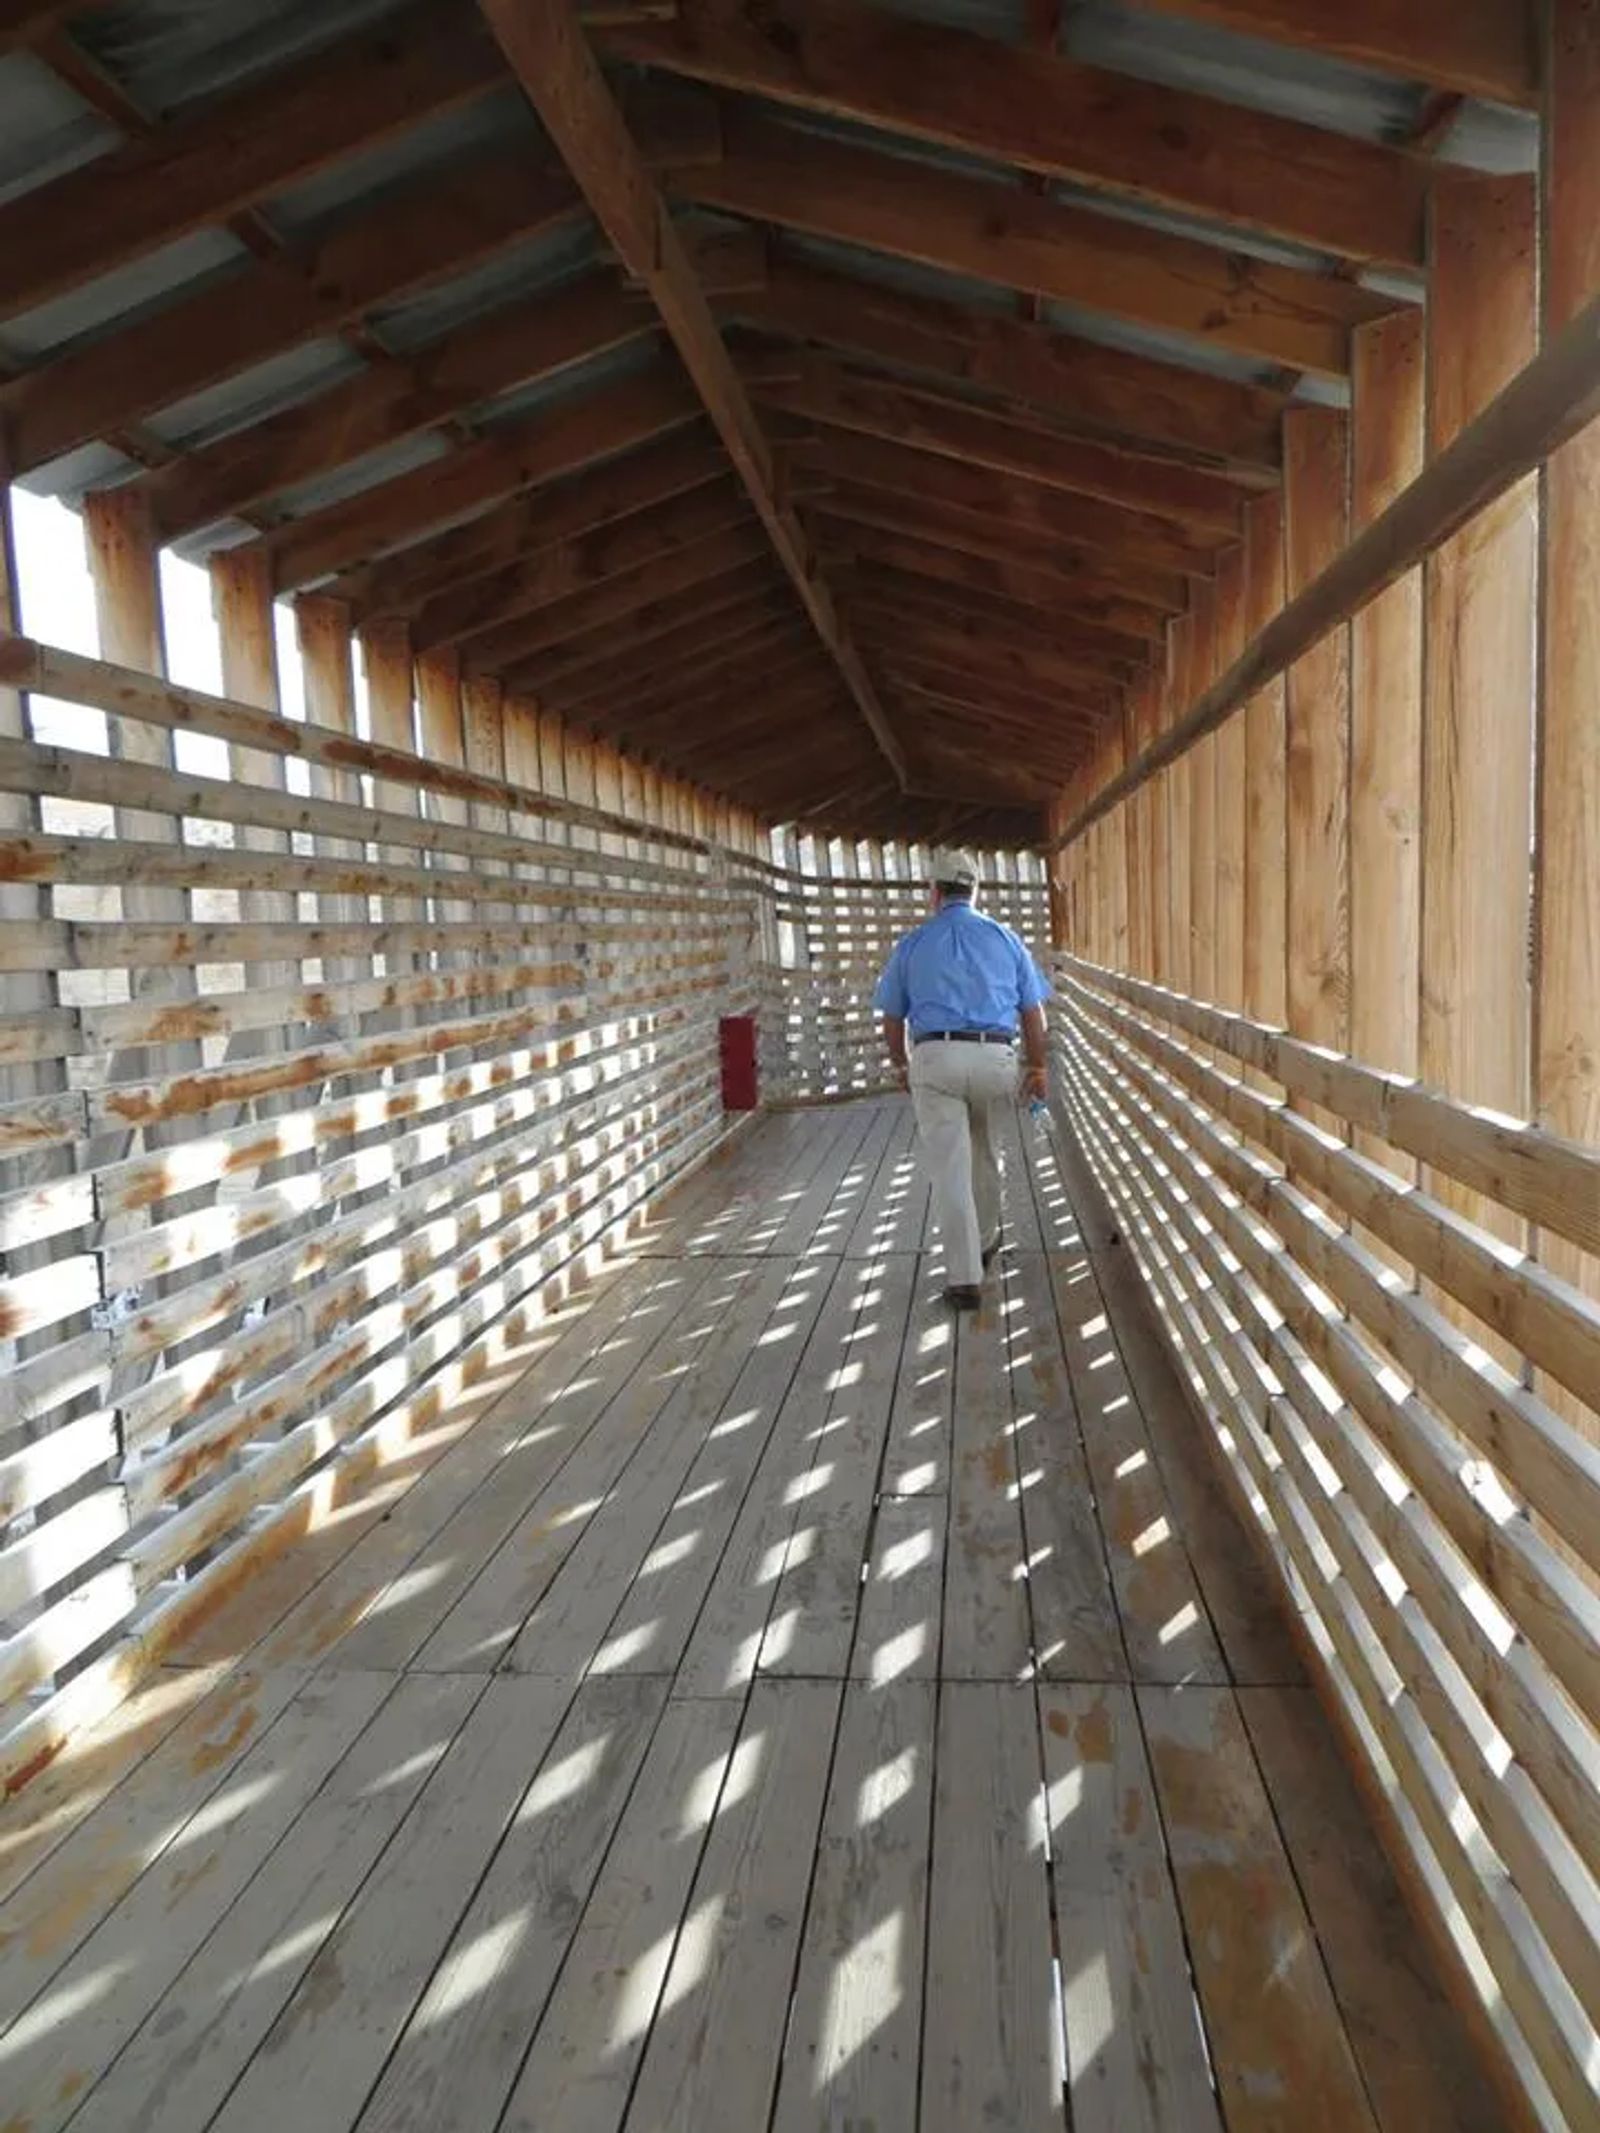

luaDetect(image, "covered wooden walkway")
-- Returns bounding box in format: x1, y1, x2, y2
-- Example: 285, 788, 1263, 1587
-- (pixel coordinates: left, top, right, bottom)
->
0, 1099, 1496, 2133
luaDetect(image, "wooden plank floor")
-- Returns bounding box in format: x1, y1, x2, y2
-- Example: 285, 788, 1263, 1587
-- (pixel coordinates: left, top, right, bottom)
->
0, 1099, 1507, 2133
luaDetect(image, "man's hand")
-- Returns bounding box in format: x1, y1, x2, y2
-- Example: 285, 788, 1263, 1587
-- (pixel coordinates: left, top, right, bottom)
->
1022, 1062, 1048, 1103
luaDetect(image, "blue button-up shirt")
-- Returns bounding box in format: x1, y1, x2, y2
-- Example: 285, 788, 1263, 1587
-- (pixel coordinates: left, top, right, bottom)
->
874, 902, 1051, 1038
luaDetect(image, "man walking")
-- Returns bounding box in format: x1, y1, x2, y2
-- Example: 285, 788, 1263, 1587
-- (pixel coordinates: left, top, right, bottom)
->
874, 849, 1051, 1311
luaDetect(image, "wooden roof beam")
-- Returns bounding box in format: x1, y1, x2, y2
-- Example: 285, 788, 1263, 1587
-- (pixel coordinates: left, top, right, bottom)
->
260, 369, 700, 592
1130, 1, 1537, 108
510, 572, 788, 694
882, 652, 1117, 725
847, 559, 1158, 662
814, 484, 1191, 612
669, 107, 1395, 379
794, 433, 1222, 577
480, 0, 910, 787
605, 0, 1430, 266
731, 254, 1285, 478
753, 356, 1249, 535
461, 526, 771, 675
334, 430, 725, 619
411, 480, 750, 649
813, 518, 1170, 640
546, 615, 808, 717
0, 3, 509, 316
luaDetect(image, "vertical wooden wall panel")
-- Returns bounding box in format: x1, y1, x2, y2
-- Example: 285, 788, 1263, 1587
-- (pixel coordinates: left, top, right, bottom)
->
360, 616, 423, 1069
415, 647, 471, 978
82, 491, 200, 1087
296, 595, 367, 1026
1187, 587, 1217, 1008
1212, 549, 1247, 1014
1241, 492, 1287, 1047
1163, 616, 1192, 999
1350, 312, 1425, 1099
1537, 0, 1600, 1430
1282, 406, 1351, 1060
213, 549, 296, 1021
1422, 174, 1538, 1271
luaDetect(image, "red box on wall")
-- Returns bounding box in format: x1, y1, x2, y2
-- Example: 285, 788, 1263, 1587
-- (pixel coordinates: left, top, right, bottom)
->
719, 1015, 759, 1111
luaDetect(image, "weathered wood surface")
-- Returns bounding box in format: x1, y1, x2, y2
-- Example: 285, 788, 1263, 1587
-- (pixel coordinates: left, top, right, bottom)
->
0, 1098, 1494, 2133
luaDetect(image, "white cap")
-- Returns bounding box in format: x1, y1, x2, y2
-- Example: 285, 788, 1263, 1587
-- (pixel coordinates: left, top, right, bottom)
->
926, 846, 980, 889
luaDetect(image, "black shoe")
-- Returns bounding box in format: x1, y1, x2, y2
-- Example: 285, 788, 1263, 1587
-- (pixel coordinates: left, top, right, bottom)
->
981, 1231, 1002, 1270
943, 1284, 982, 1311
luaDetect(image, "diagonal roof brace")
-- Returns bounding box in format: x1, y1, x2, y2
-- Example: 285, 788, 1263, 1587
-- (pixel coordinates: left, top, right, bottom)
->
477, 0, 910, 790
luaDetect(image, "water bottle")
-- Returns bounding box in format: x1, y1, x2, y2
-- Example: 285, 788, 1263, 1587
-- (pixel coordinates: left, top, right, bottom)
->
1027, 1094, 1050, 1137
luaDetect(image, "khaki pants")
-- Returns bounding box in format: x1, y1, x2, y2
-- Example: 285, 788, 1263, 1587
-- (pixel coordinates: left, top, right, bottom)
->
909, 1038, 1018, 1287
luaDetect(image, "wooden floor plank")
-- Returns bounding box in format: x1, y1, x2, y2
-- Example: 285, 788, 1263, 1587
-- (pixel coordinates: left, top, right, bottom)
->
996, 1099, 1048, 1256
757, 1102, 892, 1259
621, 1677, 843, 2132
209, 1674, 576, 2133
876, 1256, 957, 1500
3, 1097, 1502, 2133
592, 1253, 838, 1682
942, 1293, 1033, 1682
1040, 1681, 1222, 2133
1003, 1248, 1126, 1682
66, 1673, 482, 2133
408, 1257, 735, 1675
760, 1249, 919, 1680
0, 1670, 394, 2133
672, 1257, 873, 1699
769, 1678, 936, 2133
168, 1257, 663, 1672
851, 1496, 944, 1686
1239, 1685, 1507, 2133
1037, 1234, 1228, 1685
0, 1663, 310, 2033
498, 1694, 744, 2133
923, 1680, 1066, 2131
1139, 1683, 1380, 2133
255, 1257, 701, 1676
351, 1674, 669, 2133
1040, 1120, 1303, 1686
841, 1101, 923, 1258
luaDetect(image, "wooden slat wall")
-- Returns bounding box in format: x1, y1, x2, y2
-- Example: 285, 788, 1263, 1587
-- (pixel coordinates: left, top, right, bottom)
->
760, 839, 1050, 1103
0, 600, 766, 1793
1043, 42, 1600, 2123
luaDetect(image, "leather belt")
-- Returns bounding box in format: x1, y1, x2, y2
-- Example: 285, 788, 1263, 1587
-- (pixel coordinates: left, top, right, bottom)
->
913, 1029, 1016, 1046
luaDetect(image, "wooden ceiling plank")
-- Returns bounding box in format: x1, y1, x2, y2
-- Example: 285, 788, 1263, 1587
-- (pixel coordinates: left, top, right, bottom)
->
606, 0, 1428, 265
335, 431, 724, 618
410, 480, 749, 648
529, 601, 799, 708
816, 483, 1191, 612
852, 610, 1136, 695
760, 358, 1247, 534
0, 2, 508, 316
514, 569, 785, 690
461, 526, 771, 674
261, 369, 699, 592
1, 157, 584, 478
1129, 1, 1537, 108
480, 0, 910, 784
815, 517, 1169, 638
846, 558, 1159, 660
800, 433, 1223, 576
138, 275, 658, 544
734, 254, 1285, 477
883, 654, 1115, 725
600, 639, 822, 728
671, 108, 1395, 378
850, 589, 1144, 682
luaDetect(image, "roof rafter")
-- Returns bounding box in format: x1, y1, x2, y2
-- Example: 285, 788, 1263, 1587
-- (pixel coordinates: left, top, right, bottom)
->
603, 0, 1430, 266
668, 106, 1397, 379
478, 0, 910, 788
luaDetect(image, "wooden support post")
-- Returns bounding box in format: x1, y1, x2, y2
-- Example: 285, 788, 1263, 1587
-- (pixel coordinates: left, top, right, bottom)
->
1187, 585, 1217, 1009
1421, 173, 1537, 1280
1242, 491, 1287, 1088
359, 615, 422, 1073
213, 548, 296, 1044
1212, 548, 1247, 1012
1350, 311, 1424, 1097
1536, 0, 1600, 1434
1282, 406, 1351, 1064
415, 646, 471, 978
295, 594, 367, 1032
